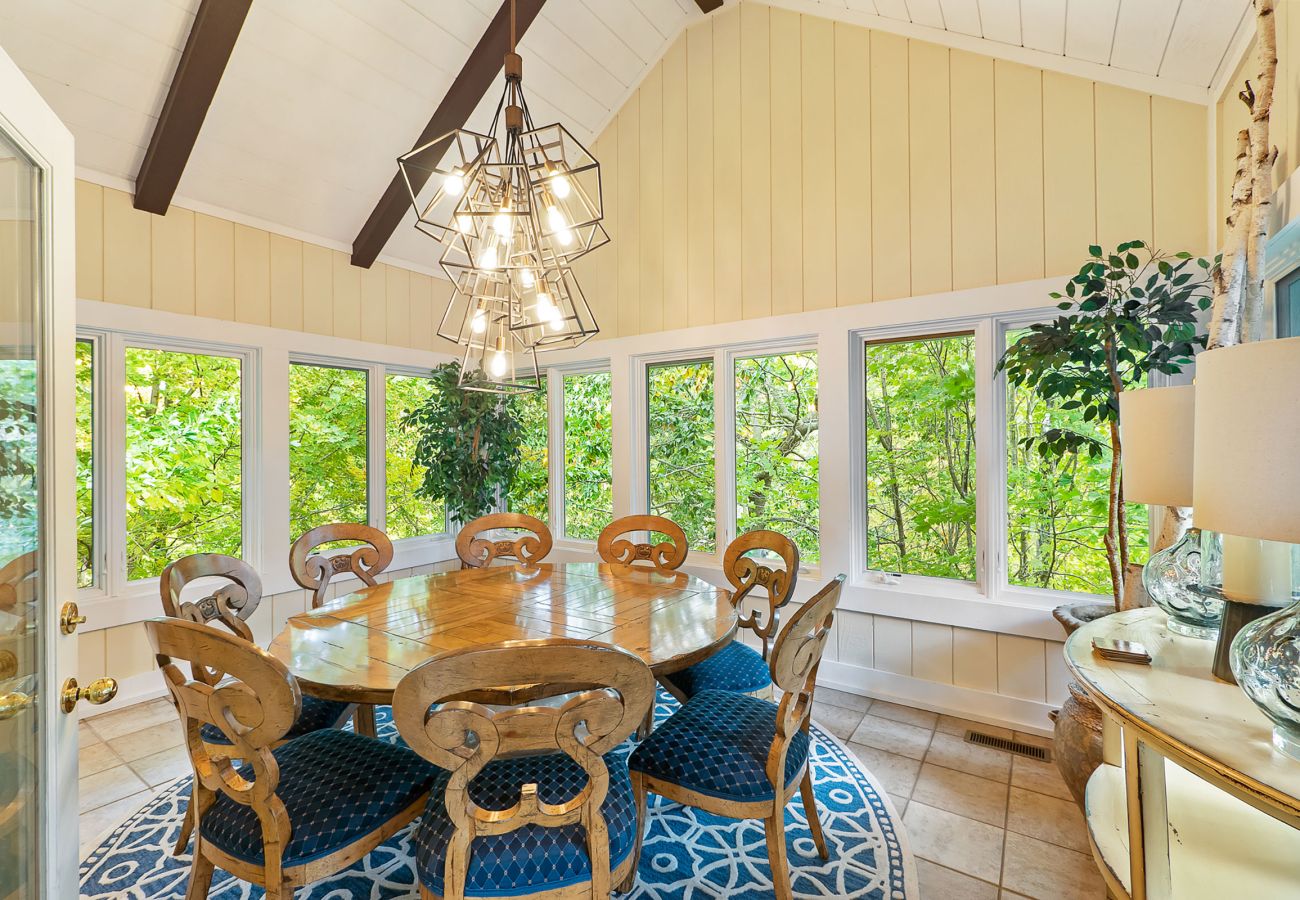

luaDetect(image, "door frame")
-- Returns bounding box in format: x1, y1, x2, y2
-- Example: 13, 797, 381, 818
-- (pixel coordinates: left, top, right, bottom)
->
0, 41, 79, 900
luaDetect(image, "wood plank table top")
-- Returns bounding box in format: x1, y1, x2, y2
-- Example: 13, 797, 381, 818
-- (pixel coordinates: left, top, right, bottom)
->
267, 561, 736, 705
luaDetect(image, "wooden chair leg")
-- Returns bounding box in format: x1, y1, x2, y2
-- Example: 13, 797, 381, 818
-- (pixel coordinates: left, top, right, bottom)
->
185, 841, 215, 900
635, 704, 654, 741
799, 769, 829, 860
354, 703, 377, 737
621, 771, 648, 893
173, 799, 195, 856
765, 811, 793, 900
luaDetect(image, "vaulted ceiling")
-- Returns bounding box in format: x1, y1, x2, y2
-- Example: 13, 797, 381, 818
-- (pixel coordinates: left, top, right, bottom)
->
0, 0, 1253, 274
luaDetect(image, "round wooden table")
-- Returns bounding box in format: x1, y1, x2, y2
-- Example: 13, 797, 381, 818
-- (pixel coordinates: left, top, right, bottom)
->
267, 561, 737, 706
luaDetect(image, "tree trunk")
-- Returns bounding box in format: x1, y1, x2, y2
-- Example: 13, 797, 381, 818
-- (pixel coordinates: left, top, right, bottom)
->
1244, 0, 1278, 343
1155, 505, 1192, 552
1210, 130, 1253, 350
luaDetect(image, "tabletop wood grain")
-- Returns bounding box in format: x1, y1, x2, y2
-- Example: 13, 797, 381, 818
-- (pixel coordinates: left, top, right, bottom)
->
267, 561, 736, 705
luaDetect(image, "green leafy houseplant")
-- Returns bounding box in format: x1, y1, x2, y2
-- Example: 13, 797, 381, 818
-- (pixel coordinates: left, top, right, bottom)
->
997, 241, 1212, 609
403, 362, 527, 526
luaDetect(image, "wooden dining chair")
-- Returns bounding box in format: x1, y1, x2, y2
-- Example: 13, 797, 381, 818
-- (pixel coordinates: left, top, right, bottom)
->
159, 553, 355, 856
145, 617, 439, 900
455, 512, 553, 569
628, 574, 845, 900
393, 638, 656, 899
597, 515, 688, 573
289, 523, 395, 609
662, 529, 800, 701
0, 551, 37, 613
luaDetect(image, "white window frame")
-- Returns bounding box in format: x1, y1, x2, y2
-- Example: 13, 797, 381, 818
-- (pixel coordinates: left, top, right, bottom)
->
74, 332, 106, 597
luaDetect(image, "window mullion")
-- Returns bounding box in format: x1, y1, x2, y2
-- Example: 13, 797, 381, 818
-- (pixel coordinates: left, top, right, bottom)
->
974, 319, 999, 599
717, 348, 736, 557
105, 331, 126, 598
369, 365, 386, 532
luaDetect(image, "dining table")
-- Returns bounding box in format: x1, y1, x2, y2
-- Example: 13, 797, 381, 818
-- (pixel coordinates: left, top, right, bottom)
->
267, 560, 737, 711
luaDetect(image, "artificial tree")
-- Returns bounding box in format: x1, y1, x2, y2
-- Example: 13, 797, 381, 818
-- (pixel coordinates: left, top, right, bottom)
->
997, 241, 1212, 610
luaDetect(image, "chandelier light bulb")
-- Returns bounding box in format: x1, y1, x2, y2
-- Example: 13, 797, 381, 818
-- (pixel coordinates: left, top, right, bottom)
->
456, 214, 472, 234
548, 310, 564, 331
470, 308, 487, 334
520, 267, 536, 288
535, 291, 554, 316
557, 227, 574, 246
493, 206, 513, 238
444, 168, 465, 197
551, 172, 571, 199
477, 243, 499, 270
547, 205, 566, 231
490, 347, 508, 377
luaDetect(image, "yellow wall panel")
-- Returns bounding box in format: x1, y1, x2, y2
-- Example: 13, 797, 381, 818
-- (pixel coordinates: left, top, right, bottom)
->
332, 249, 362, 338
740, 2, 772, 321
1153, 97, 1209, 255
594, 129, 619, 338
194, 213, 235, 321
908, 40, 952, 296
301, 241, 334, 336
150, 206, 195, 316
103, 188, 151, 308
385, 265, 411, 348
769, 7, 802, 316
269, 233, 303, 332
617, 93, 641, 337
686, 22, 715, 328
801, 14, 836, 311
834, 22, 871, 306
994, 61, 1044, 284
1096, 84, 1152, 252
409, 272, 434, 351
870, 31, 910, 300
75, 180, 103, 301
713, 6, 743, 324
360, 263, 387, 344
949, 50, 997, 291
1042, 73, 1096, 276
639, 64, 665, 335
233, 224, 270, 326
662, 38, 689, 330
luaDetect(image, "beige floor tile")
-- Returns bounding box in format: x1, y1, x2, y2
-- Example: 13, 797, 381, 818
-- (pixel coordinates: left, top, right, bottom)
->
937, 714, 1013, 740
869, 699, 939, 730
926, 732, 1013, 783
1000, 832, 1106, 899
1010, 756, 1073, 802
79, 721, 102, 746
912, 763, 1009, 828
129, 744, 192, 787
78, 764, 149, 813
78, 788, 157, 860
814, 686, 872, 712
1006, 787, 1089, 853
849, 714, 934, 761
78, 740, 121, 778
902, 801, 1005, 884
916, 859, 999, 900
86, 699, 175, 741
887, 793, 909, 817
999, 892, 1033, 899
811, 701, 865, 740
846, 742, 923, 796
108, 719, 185, 762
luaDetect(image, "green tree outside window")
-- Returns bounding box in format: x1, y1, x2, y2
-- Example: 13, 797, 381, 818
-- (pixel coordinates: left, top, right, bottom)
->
648, 360, 716, 554
289, 363, 368, 542
562, 372, 613, 540
506, 376, 548, 522
76, 340, 94, 587
385, 373, 446, 539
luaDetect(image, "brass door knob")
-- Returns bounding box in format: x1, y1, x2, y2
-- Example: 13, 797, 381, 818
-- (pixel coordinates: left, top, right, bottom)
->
0, 691, 33, 721
60, 677, 117, 713
60, 602, 87, 635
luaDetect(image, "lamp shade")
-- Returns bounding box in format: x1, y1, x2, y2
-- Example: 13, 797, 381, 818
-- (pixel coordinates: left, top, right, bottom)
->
1193, 336, 1300, 544
1119, 385, 1195, 507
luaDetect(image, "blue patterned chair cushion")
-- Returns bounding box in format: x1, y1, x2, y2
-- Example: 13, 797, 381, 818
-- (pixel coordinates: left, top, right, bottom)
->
199, 694, 354, 746
413, 752, 637, 897
628, 689, 810, 802
199, 728, 438, 866
669, 640, 771, 698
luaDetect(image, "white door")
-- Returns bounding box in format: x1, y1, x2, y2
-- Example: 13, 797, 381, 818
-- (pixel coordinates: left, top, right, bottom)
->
0, 42, 83, 900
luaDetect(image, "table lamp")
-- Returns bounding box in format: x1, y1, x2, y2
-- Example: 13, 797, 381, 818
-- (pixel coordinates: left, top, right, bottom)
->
1120, 386, 1222, 638
1193, 336, 1300, 756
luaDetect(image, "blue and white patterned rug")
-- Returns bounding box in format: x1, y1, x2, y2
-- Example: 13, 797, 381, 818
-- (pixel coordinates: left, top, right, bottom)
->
80, 691, 917, 899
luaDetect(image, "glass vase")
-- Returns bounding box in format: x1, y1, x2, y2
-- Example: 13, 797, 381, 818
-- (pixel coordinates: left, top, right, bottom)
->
1230, 596, 1300, 759
1144, 527, 1223, 639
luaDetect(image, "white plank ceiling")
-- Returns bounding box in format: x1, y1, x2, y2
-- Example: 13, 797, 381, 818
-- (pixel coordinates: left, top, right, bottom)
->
0, 0, 1254, 272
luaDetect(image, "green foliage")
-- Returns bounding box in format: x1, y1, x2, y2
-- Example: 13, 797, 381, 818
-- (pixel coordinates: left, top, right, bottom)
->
506, 376, 549, 522
0, 359, 36, 568
736, 352, 820, 563
865, 337, 976, 579
563, 372, 613, 540
76, 341, 94, 586
124, 348, 242, 581
289, 364, 368, 543
648, 361, 716, 554
385, 374, 446, 539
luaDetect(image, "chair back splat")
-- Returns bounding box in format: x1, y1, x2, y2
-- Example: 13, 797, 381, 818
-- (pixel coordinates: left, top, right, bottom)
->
160, 553, 263, 643
455, 512, 553, 569
290, 523, 394, 609
597, 515, 688, 574
725, 530, 800, 660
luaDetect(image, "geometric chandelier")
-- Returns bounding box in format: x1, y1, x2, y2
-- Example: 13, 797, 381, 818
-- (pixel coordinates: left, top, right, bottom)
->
397, 0, 607, 392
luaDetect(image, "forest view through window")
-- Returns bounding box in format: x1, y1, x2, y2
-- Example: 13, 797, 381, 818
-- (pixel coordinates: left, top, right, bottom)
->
647, 360, 716, 554
507, 376, 548, 523
385, 373, 445, 539
563, 372, 613, 540
76, 339, 94, 587
864, 335, 976, 580
289, 363, 368, 542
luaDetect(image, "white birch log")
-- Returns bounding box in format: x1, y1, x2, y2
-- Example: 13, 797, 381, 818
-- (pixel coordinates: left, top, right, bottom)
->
1243, 0, 1278, 343
1209, 129, 1253, 350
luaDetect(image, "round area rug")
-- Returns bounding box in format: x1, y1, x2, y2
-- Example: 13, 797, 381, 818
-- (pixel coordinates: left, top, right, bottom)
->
80, 691, 917, 899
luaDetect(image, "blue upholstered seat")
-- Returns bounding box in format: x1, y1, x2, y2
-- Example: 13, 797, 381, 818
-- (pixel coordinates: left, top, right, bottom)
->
413, 751, 638, 897
629, 689, 810, 803
199, 694, 354, 746
199, 728, 439, 866
669, 640, 771, 699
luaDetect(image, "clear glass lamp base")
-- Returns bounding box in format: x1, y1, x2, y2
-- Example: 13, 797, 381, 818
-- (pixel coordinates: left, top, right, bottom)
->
1272, 725, 1300, 761
1145, 528, 1224, 641
1166, 618, 1219, 641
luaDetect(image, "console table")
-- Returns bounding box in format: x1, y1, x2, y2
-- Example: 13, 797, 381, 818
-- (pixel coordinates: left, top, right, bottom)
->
1065, 607, 1300, 899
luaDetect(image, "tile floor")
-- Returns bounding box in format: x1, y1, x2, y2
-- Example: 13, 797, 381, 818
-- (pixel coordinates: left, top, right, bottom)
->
78, 691, 1106, 899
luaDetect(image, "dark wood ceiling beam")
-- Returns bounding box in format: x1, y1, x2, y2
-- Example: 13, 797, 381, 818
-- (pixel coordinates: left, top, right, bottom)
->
133, 0, 252, 215
695, 0, 724, 12
351, 0, 547, 269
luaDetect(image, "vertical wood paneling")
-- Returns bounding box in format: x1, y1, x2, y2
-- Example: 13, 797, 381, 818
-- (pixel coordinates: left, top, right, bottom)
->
1153, 96, 1209, 255
769, 7, 801, 316
870, 32, 910, 300
409, 273, 433, 351
75, 180, 103, 301
105, 623, 155, 679
301, 242, 334, 336
949, 50, 997, 290
687, 23, 715, 328
912, 621, 954, 684
617, 93, 641, 337
639, 64, 665, 335
269, 234, 304, 332
1045, 641, 1071, 706
908, 40, 952, 296
874, 616, 912, 676
360, 264, 387, 344
232, 224, 270, 326
713, 6, 743, 324
332, 249, 361, 338
662, 38, 689, 329
1043, 73, 1096, 276
801, 14, 836, 311
834, 22, 871, 306
195, 213, 235, 321
77, 629, 106, 679
150, 206, 195, 315
996, 634, 1047, 702
994, 61, 1045, 283
594, 130, 619, 338
103, 188, 151, 308
952, 627, 998, 692
741, 3, 773, 321
837, 611, 875, 668
385, 265, 410, 348
1096, 84, 1153, 250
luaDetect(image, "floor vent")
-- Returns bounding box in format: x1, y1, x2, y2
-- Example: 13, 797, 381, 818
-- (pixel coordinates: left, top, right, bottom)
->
964, 730, 1051, 762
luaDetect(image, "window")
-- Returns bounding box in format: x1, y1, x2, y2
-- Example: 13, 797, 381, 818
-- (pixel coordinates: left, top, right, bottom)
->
864, 335, 976, 580
562, 371, 613, 540
1005, 332, 1148, 594
289, 362, 368, 541
124, 347, 243, 581
647, 360, 716, 553
0, 357, 36, 568
735, 351, 820, 562
75, 339, 94, 587
1278, 266, 1300, 337
385, 373, 445, 539
507, 376, 549, 522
